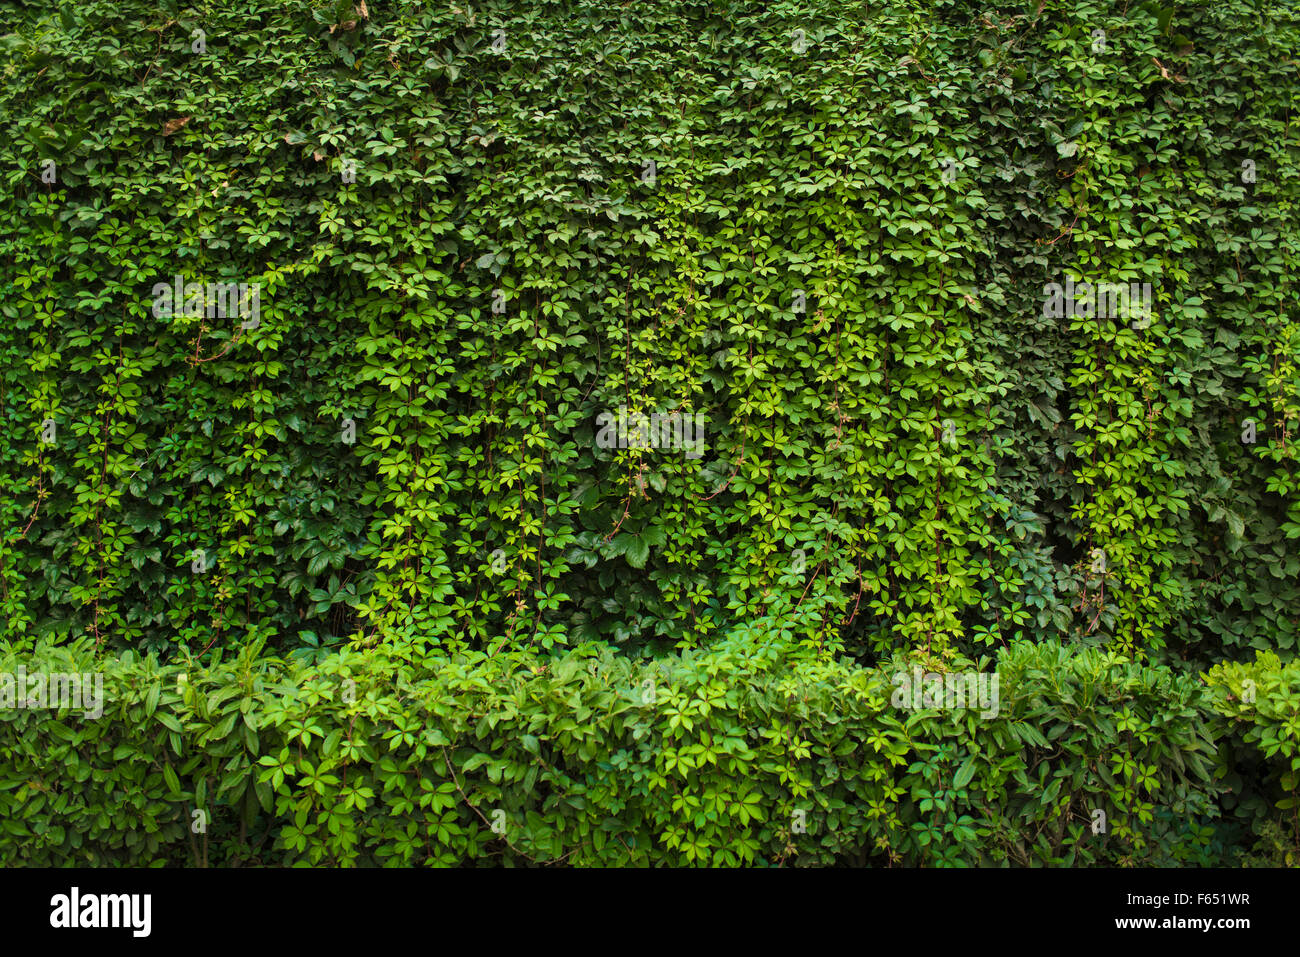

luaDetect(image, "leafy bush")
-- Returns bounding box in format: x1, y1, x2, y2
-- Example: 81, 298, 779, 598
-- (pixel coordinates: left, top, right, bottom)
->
1206, 652, 1300, 865
0, 626, 1229, 866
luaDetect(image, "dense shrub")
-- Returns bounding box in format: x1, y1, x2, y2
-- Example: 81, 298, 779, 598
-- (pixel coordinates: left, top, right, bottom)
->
0, 626, 1243, 866
1206, 652, 1300, 865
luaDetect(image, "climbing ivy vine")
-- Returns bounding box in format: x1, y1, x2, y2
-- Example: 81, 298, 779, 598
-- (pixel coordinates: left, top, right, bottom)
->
0, 0, 1297, 669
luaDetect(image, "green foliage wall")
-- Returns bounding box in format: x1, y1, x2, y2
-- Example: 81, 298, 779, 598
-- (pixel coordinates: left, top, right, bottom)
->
2, 0, 1299, 667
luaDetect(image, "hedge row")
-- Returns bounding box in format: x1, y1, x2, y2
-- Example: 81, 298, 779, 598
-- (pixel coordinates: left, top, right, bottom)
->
1205, 651, 1300, 866
2, 624, 1292, 866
